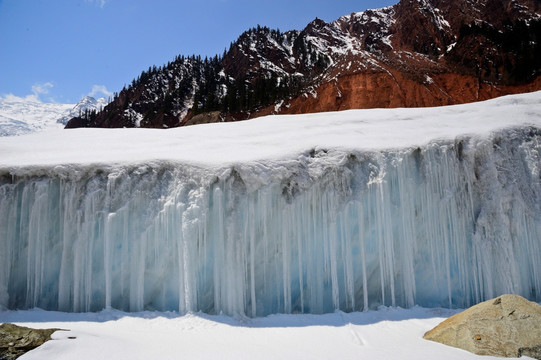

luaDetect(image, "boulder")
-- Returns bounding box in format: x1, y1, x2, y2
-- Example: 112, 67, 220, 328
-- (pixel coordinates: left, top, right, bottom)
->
424, 294, 541, 359
0, 323, 59, 360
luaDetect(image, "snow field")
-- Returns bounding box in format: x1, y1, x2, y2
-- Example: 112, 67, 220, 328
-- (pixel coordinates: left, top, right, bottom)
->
1, 306, 526, 360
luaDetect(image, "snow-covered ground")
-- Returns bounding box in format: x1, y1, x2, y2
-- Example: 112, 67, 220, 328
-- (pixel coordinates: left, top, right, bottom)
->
1, 306, 530, 360
1, 90, 540, 169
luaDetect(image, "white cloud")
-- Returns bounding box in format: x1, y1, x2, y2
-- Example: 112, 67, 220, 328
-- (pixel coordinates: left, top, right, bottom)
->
31, 82, 54, 97
1, 82, 55, 103
2, 82, 114, 104
85, 0, 108, 8
1, 93, 41, 103
88, 85, 113, 98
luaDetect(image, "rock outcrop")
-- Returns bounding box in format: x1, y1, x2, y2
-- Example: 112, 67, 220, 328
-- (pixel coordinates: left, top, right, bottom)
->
0, 323, 59, 360
424, 294, 541, 359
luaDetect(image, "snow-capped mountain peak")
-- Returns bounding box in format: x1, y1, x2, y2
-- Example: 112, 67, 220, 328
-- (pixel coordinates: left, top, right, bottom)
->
57, 96, 108, 125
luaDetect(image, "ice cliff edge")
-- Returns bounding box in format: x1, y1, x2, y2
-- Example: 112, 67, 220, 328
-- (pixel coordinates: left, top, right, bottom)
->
0, 92, 540, 316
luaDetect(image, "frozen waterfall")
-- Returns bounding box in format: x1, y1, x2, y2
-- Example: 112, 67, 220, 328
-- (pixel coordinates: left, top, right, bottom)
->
1, 127, 540, 316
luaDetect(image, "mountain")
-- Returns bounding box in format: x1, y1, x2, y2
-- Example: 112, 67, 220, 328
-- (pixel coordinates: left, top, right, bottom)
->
66, 0, 541, 129
0, 96, 109, 136
57, 96, 108, 126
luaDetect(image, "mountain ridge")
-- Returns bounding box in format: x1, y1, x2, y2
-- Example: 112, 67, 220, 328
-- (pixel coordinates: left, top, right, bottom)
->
66, 0, 541, 129
0, 96, 108, 136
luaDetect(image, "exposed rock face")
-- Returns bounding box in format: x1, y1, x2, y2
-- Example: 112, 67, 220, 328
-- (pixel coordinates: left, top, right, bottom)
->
269, 73, 541, 115
0, 323, 59, 360
183, 111, 223, 126
424, 294, 541, 359
66, 0, 541, 129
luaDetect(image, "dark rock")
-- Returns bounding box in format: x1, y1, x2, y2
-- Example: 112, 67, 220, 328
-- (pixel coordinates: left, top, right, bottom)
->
0, 323, 60, 360
519, 344, 541, 360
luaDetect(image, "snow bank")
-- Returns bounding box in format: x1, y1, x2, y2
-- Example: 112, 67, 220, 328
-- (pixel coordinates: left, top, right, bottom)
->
1, 91, 540, 169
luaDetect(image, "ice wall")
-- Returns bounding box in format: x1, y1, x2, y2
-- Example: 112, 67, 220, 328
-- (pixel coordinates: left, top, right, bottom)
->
1, 127, 540, 316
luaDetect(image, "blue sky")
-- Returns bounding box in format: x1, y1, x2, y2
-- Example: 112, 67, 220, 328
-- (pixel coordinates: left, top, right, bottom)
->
0, 0, 396, 104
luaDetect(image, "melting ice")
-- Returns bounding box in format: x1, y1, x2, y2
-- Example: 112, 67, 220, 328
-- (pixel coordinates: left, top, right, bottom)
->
1, 124, 540, 316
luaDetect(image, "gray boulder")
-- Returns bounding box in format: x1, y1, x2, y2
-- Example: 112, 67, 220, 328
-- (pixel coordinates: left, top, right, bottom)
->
424, 294, 541, 359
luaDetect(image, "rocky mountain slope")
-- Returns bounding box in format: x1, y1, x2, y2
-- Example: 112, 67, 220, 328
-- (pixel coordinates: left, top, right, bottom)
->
66, 0, 541, 129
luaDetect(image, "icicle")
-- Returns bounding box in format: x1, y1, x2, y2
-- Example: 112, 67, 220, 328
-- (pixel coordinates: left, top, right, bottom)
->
358, 205, 369, 311
249, 196, 257, 317
104, 212, 115, 310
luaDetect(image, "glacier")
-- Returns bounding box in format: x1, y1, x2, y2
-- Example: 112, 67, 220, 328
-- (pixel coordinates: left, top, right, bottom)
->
0, 93, 540, 316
